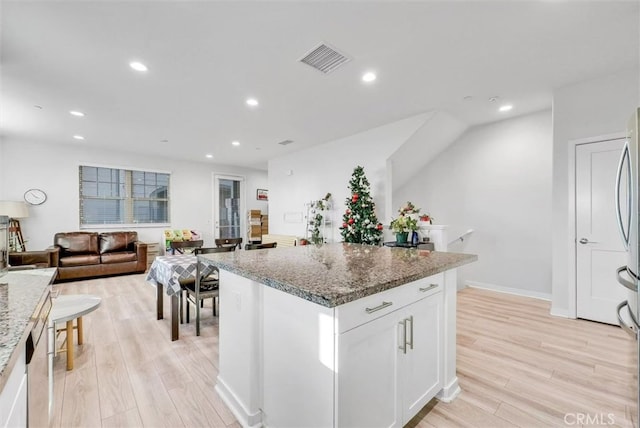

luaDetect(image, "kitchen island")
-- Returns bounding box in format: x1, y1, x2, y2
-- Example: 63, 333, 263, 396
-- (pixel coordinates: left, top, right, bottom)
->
0, 268, 56, 427
199, 243, 476, 428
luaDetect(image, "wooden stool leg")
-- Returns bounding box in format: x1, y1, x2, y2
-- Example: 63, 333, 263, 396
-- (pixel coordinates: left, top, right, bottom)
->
77, 316, 84, 345
66, 320, 74, 371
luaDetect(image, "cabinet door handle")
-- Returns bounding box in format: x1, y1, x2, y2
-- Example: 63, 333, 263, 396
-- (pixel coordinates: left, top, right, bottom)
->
398, 319, 407, 354
365, 301, 392, 314
406, 315, 414, 350
419, 284, 438, 293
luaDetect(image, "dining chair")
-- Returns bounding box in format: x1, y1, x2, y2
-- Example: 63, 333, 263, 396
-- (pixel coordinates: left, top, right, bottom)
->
215, 237, 243, 250
170, 239, 204, 255
184, 246, 235, 335
245, 242, 277, 250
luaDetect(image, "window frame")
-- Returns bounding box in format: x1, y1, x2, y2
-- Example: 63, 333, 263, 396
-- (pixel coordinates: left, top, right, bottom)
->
79, 163, 171, 229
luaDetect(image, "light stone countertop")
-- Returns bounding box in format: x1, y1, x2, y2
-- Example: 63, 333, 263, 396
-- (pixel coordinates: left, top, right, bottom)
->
0, 268, 56, 393
199, 243, 477, 307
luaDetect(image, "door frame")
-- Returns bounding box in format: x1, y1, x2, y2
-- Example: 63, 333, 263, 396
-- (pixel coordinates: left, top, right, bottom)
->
567, 132, 625, 319
212, 173, 246, 240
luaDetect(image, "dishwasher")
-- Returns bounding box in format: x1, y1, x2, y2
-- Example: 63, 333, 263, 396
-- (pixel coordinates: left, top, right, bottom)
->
25, 291, 52, 427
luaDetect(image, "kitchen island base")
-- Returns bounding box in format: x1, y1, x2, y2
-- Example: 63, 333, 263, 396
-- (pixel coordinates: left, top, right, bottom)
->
216, 268, 461, 427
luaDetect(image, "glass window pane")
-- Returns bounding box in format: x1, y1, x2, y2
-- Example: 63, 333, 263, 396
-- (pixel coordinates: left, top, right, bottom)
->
157, 174, 169, 185
97, 182, 112, 197
81, 166, 97, 181
82, 182, 98, 197
132, 184, 144, 198
81, 199, 123, 224
97, 168, 112, 182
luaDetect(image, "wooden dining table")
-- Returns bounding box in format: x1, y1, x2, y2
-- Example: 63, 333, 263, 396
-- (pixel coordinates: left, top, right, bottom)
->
144, 254, 216, 341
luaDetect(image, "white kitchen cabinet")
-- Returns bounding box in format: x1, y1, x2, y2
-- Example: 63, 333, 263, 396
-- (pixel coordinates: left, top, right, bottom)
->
336, 287, 442, 426
0, 345, 27, 428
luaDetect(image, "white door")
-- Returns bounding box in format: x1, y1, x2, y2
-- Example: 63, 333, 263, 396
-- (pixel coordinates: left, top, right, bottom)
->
213, 174, 245, 240
576, 139, 628, 324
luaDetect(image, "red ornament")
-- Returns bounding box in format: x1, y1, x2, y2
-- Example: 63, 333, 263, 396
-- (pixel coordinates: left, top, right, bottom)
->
352, 193, 359, 201
342, 222, 348, 228
348, 218, 355, 225
376, 223, 383, 231
346, 209, 351, 214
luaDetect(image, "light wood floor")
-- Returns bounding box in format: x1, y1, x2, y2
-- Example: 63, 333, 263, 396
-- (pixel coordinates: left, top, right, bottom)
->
51, 275, 637, 427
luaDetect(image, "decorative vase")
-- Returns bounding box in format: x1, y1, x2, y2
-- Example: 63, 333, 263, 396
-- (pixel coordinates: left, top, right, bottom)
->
411, 231, 419, 246
396, 232, 409, 244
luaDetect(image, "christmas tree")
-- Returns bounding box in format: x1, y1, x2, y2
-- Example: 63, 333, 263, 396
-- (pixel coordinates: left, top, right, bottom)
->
340, 166, 384, 245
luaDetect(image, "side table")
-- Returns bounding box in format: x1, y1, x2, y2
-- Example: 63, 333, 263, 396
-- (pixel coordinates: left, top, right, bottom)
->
50, 295, 101, 370
145, 242, 161, 271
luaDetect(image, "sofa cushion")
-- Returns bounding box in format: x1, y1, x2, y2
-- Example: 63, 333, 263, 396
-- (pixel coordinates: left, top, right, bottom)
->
100, 232, 138, 254
101, 252, 137, 264
59, 254, 101, 267
54, 232, 99, 255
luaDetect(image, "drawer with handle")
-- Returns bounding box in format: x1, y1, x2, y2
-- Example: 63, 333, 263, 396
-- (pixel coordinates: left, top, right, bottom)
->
336, 273, 443, 334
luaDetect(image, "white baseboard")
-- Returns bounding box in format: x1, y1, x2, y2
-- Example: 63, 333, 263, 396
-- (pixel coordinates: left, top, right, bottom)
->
549, 306, 570, 318
465, 280, 552, 301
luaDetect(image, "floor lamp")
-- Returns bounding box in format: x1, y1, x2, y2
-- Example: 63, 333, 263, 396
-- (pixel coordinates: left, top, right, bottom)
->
0, 201, 29, 252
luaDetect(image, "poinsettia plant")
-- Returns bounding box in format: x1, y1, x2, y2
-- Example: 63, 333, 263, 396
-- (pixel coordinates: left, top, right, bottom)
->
390, 201, 423, 233
390, 215, 418, 233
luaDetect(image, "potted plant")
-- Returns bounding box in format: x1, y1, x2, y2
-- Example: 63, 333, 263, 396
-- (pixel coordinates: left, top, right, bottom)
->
419, 214, 433, 224
389, 214, 418, 244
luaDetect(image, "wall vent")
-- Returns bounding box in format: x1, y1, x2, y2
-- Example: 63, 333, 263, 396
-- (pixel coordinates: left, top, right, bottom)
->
278, 139, 295, 146
298, 43, 350, 74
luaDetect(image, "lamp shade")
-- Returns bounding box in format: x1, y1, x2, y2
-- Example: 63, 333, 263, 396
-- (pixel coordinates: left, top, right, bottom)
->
0, 201, 29, 219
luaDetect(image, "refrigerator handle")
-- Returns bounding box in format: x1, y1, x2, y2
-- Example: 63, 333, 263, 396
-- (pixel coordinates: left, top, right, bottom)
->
616, 265, 638, 292
615, 140, 630, 249
616, 301, 637, 339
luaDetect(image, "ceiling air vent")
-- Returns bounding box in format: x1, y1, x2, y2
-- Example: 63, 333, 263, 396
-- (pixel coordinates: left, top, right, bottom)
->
278, 139, 294, 146
298, 43, 350, 74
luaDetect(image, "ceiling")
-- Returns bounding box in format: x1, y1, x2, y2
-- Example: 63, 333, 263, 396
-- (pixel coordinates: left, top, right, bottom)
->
1, 1, 638, 170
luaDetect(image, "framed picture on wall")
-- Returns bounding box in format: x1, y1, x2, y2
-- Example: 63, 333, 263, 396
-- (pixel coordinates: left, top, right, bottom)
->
257, 189, 268, 201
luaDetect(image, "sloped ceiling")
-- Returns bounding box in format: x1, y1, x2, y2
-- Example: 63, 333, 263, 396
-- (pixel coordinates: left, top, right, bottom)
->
1, 1, 637, 169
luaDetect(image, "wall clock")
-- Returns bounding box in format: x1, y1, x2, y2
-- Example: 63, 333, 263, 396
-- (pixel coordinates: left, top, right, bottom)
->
24, 188, 47, 205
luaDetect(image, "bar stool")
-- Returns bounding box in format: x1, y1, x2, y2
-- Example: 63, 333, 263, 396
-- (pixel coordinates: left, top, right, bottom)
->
50, 294, 101, 370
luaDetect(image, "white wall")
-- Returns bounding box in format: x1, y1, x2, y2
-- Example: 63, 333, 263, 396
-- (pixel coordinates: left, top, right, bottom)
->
551, 67, 639, 316
268, 113, 431, 240
0, 139, 267, 250
395, 110, 553, 296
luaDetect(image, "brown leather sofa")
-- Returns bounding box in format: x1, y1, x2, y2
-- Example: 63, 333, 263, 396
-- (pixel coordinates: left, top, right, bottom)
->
51, 231, 147, 281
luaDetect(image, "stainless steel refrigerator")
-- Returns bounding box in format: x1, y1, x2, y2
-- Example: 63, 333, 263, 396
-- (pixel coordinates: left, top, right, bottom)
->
615, 107, 640, 424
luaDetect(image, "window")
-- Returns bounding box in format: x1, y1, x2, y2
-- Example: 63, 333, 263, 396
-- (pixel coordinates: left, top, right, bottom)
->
79, 165, 170, 226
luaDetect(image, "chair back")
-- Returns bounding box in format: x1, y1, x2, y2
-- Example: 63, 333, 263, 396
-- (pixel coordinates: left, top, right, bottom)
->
170, 240, 203, 254
214, 238, 243, 250
245, 242, 277, 250
193, 246, 234, 290
195, 246, 235, 255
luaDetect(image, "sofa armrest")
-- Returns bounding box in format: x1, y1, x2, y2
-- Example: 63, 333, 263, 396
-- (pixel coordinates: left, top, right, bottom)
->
48, 246, 60, 267
134, 241, 147, 267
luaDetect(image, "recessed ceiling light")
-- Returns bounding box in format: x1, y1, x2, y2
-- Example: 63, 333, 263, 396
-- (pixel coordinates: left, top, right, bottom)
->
160, 139, 169, 143
362, 72, 377, 83
73, 135, 85, 140
246, 98, 259, 107
129, 61, 148, 72
232, 141, 240, 146
34, 105, 43, 109
463, 96, 473, 101
489, 96, 499, 102
499, 105, 513, 112
206, 154, 213, 159
70, 110, 85, 117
